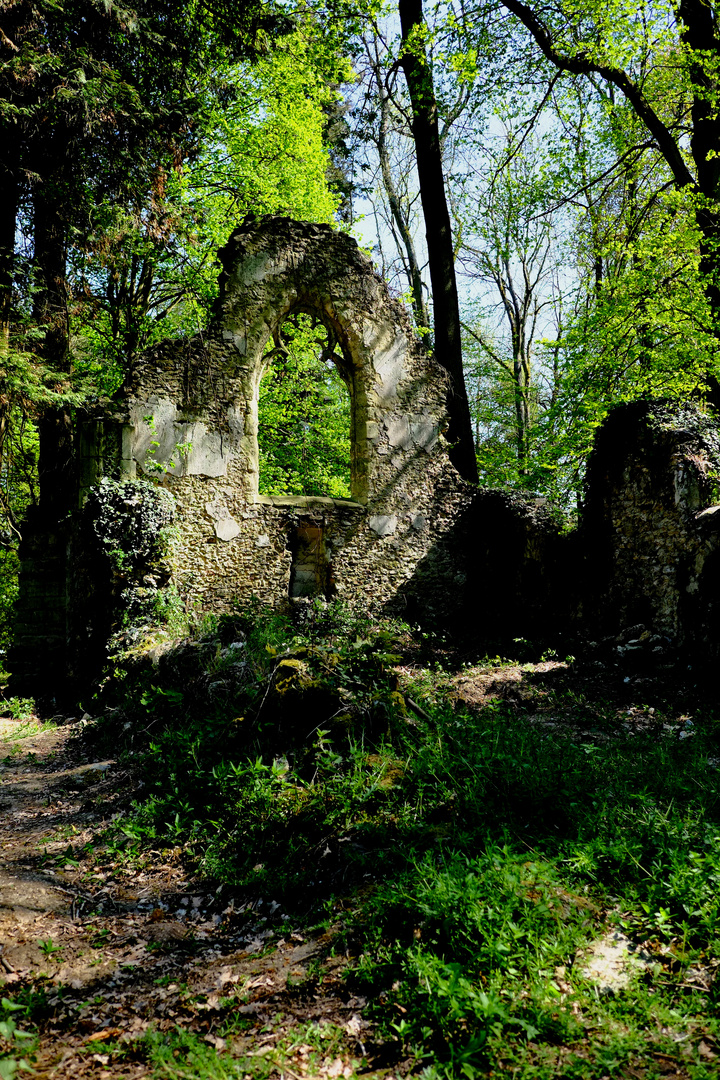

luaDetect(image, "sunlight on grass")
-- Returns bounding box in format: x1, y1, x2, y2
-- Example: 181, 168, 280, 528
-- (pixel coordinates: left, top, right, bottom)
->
0, 700, 50, 749
83, 603, 720, 1079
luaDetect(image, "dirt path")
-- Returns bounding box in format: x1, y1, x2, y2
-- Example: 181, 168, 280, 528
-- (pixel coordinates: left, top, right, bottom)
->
1, 656, 701, 1078
0, 718, 370, 1079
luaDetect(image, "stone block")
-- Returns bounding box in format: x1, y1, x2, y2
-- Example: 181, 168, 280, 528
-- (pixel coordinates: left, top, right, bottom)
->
369, 514, 398, 537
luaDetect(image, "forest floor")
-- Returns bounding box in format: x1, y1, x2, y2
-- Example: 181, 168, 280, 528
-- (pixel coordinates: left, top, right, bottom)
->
0, 715, 370, 1080
0, 635, 718, 1080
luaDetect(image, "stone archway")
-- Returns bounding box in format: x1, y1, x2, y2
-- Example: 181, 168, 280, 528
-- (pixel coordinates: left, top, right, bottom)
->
121, 219, 448, 504
208, 217, 447, 505
112, 217, 466, 614
12, 217, 478, 698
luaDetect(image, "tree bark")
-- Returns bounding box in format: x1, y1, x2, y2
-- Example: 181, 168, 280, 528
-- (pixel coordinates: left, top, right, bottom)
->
0, 150, 18, 356
375, 67, 431, 333
399, 0, 478, 483
32, 182, 71, 373
32, 178, 75, 513
678, 0, 720, 319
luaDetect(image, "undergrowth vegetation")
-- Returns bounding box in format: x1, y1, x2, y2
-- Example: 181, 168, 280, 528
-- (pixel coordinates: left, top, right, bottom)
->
0, 996, 34, 1080
86, 603, 720, 1078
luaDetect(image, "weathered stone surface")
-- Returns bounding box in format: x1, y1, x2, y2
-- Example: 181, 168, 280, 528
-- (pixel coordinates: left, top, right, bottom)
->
214, 518, 242, 542
582, 400, 720, 662
11, 215, 481, 693
369, 514, 398, 537
205, 497, 242, 541
101, 216, 470, 620
410, 414, 439, 452
17, 219, 720, 698
384, 417, 412, 451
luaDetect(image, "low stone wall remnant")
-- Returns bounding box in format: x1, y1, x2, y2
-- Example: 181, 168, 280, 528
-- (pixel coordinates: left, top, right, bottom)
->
581, 400, 720, 663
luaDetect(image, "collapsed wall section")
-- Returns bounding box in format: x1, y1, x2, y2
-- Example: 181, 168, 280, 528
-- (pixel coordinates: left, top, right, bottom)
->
581, 400, 720, 661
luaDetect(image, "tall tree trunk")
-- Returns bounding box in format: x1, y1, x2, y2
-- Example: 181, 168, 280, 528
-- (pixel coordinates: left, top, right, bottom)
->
0, 147, 19, 487
32, 186, 70, 372
679, 0, 720, 323
32, 183, 75, 514
509, 320, 531, 474
398, 0, 478, 483
0, 150, 18, 356
366, 43, 431, 334
377, 83, 430, 333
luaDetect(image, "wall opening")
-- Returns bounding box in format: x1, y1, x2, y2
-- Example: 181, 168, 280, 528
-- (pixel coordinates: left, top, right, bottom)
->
257, 312, 352, 498
288, 518, 333, 599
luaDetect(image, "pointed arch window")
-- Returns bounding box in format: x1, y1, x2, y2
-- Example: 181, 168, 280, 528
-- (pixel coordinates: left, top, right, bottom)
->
257, 312, 353, 499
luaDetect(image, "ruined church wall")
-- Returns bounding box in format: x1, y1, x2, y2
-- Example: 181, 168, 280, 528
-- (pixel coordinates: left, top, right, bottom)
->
581, 401, 720, 660
29, 218, 720, 705
109, 218, 473, 619
64, 216, 568, 647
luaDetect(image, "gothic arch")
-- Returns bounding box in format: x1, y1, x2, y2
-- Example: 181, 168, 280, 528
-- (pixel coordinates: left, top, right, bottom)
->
210, 217, 439, 504
70, 216, 466, 618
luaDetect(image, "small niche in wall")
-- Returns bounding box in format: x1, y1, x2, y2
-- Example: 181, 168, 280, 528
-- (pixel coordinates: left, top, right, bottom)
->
289, 519, 332, 599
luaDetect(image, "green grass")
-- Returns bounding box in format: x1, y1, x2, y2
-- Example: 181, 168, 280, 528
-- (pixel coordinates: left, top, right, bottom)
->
78, 1019, 362, 1080
0, 698, 35, 723
87, 603, 720, 1078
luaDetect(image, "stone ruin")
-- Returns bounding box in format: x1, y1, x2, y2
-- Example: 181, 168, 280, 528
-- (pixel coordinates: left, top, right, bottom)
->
9, 218, 720, 699
92, 216, 469, 615
9, 218, 491, 696
581, 400, 720, 666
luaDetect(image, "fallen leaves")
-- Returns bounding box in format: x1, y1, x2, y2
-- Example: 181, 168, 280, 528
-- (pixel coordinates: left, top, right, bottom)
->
0, 721, 367, 1080
85, 1028, 123, 1043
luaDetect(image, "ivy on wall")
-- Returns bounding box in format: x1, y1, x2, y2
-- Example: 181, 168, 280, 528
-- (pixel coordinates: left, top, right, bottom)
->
85, 478, 178, 634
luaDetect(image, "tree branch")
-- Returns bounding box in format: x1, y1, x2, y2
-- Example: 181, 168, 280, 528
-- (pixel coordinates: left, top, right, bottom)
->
500, 0, 696, 190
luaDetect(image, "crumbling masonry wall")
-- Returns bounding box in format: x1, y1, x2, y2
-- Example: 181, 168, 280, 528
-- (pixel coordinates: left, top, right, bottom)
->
112, 217, 474, 616
14, 217, 510, 699
581, 400, 720, 663
18, 218, 720, 701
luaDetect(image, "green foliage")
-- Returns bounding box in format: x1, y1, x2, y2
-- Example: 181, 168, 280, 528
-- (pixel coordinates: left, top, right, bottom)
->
84, 607, 720, 1078
185, 29, 345, 245
0, 698, 34, 722
0, 3, 351, 673
0, 399, 44, 583
0, 998, 34, 1079
358, 3, 720, 505
355, 850, 582, 1065
460, 132, 564, 490
36, 938, 62, 958
457, 85, 714, 506
81, 477, 180, 644
80, 1024, 244, 1079
94, 602, 412, 894
140, 1026, 240, 1079
0, 14, 351, 653
258, 314, 352, 497
72, 29, 346, 386
0, 550, 19, 660
345, 714, 720, 1074
85, 1018, 359, 1080
2, 0, 289, 372
535, 184, 714, 505
89, 478, 175, 580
